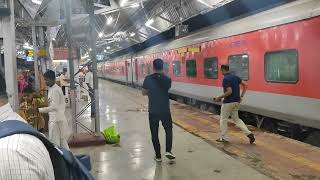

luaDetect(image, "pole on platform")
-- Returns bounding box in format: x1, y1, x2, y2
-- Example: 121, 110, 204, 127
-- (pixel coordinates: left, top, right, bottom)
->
88, 0, 100, 132
3, 0, 19, 110
32, 26, 40, 91
38, 27, 46, 72
46, 26, 53, 70
64, 0, 77, 133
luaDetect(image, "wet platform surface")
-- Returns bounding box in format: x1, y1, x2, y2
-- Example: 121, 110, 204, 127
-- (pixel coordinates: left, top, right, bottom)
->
70, 80, 271, 180
71, 80, 320, 180
171, 104, 320, 180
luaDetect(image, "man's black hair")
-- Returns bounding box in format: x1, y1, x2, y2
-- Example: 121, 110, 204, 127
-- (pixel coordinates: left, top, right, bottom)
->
0, 72, 7, 99
153, 59, 163, 71
221, 64, 230, 71
43, 70, 56, 80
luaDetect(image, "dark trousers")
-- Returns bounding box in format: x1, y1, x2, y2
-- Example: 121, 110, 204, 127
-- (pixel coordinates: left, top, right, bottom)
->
62, 86, 66, 95
149, 113, 173, 157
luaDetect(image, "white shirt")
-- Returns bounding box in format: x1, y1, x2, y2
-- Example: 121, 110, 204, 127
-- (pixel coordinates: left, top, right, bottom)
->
59, 74, 69, 86
39, 84, 66, 122
0, 103, 55, 180
85, 71, 93, 88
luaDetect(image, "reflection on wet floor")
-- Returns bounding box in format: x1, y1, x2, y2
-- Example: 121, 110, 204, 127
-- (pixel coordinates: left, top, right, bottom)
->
70, 80, 271, 180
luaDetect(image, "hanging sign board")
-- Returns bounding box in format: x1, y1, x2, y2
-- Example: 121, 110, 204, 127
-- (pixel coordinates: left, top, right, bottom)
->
53, 48, 77, 60
38, 49, 47, 56
0, 0, 10, 16
26, 50, 34, 57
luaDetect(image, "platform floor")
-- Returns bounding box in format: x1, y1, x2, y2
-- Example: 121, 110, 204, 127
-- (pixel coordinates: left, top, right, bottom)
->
70, 80, 273, 180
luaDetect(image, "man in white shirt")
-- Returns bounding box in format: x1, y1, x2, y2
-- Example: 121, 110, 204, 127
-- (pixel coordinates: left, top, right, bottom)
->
60, 68, 69, 95
85, 65, 95, 117
0, 72, 55, 180
38, 70, 70, 150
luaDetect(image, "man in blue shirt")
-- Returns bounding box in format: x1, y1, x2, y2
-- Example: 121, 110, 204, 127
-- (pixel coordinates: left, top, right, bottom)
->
214, 64, 255, 144
142, 59, 175, 162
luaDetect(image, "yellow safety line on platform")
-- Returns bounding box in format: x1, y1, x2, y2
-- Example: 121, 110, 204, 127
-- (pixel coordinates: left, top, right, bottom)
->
173, 111, 320, 173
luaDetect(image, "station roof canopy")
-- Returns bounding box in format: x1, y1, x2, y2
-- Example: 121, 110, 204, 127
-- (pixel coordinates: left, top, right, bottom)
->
13, 0, 293, 58
13, 0, 236, 54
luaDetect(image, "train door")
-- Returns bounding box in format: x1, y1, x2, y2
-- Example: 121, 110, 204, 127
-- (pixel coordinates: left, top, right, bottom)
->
127, 60, 133, 84
134, 58, 138, 83
125, 61, 128, 83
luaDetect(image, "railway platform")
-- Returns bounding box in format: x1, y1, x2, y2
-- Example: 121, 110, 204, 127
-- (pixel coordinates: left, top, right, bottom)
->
71, 80, 320, 180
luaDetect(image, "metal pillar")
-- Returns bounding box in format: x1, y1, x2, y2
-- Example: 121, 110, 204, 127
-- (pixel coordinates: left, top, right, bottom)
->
64, 0, 77, 134
38, 27, 46, 72
2, 0, 19, 110
46, 26, 53, 70
32, 26, 40, 90
88, 0, 100, 132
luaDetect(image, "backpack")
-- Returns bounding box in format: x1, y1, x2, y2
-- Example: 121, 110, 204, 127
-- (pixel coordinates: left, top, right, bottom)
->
0, 120, 95, 180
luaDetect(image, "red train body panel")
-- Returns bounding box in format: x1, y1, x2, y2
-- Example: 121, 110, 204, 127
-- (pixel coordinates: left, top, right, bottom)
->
98, 0, 320, 131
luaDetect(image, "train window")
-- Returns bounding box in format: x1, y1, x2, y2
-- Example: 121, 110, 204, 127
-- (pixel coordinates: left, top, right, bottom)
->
265, 49, 298, 83
186, 59, 197, 77
228, 54, 249, 80
204, 57, 218, 79
163, 62, 169, 75
173, 61, 181, 76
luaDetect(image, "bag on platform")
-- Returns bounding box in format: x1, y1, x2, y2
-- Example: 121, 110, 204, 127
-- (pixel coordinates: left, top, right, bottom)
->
102, 126, 120, 144
0, 120, 95, 180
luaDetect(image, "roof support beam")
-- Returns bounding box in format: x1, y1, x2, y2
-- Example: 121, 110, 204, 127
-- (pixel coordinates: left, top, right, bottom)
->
16, 18, 62, 27
94, 0, 147, 15
159, 15, 175, 24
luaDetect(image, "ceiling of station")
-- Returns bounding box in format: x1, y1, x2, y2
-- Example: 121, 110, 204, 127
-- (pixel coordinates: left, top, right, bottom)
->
13, 0, 235, 57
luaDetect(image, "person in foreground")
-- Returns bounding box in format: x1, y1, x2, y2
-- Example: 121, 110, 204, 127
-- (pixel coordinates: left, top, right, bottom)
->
38, 70, 70, 150
142, 59, 176, 162
213, 64, 255, 144
0, 72, 55, 179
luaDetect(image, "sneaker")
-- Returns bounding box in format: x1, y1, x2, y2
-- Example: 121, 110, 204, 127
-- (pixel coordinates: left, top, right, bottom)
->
247, 133, 255, 144
165, 152, 176, 160
154, 156, 162, 162
216, 138, 229, 143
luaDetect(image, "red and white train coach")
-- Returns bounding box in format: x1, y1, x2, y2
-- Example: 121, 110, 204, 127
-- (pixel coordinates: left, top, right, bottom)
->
98, 0, 320, 142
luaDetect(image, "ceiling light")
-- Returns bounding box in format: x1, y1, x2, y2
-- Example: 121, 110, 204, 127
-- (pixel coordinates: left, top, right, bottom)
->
107, 16, 113, 25
130, 3, 139, 8
130, 32, 135, 37
82, 55, 89, 59
197, 0, 213, 8
99, 32, 104, 37
89, 48, 92, 51
104, 50, 107, 53
106, 46, 111, 50
120, 0, 128, 7
145, 19, 161, 32
146, 25, 161, 32
52, 38, 56, 41
32, 0, 42, 5
145, 19, 154, 26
